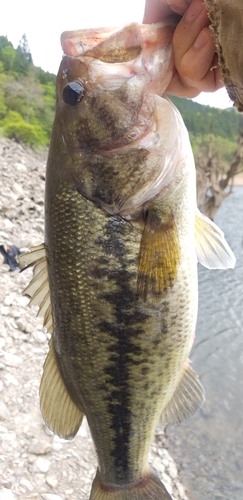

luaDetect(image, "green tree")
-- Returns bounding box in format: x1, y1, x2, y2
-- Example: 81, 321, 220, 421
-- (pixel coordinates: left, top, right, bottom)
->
14, 34, 33, 75
1, 45, 16, 72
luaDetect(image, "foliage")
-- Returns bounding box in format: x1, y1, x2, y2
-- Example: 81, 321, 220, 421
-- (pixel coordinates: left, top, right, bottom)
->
169, 95, 243, 175
0, 34, 55, 148
1, 110, 48, 147
169, 95, 240, 142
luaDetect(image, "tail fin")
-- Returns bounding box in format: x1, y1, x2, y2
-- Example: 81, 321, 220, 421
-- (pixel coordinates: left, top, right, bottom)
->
90, 469, 173, 500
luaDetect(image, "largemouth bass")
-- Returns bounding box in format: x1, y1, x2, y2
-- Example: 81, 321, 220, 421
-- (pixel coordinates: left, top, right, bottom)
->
20, 20, 235, 500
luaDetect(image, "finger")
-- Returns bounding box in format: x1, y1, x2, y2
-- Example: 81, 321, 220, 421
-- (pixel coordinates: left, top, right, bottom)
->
166, 47, 224, 97
166, 0, 192, 16
143, 0, 172, 23
173, 0, 210, 64
180, 27, 216, 88
143, 0, 193, 23
179, 28, 224, 92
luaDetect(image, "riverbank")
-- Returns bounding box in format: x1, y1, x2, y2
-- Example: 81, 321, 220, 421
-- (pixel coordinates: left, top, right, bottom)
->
0, 137, 188, 500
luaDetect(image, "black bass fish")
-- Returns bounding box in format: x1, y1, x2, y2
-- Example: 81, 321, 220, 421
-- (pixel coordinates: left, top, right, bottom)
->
20, 20, 235, 500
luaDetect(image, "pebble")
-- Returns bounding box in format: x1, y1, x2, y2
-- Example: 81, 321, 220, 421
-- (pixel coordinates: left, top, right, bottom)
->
32, 330, 47, 344
0, 489, 16, 500
15, 319, 28, 332
29, 438, 52, 455
41, 495, 64, 500
19, 476, 34, 492
35, 457, 51, 473
46, 475, 59, 489
3, 352, 23, 367
0, 401, 10, 421
3, 373, 19, 387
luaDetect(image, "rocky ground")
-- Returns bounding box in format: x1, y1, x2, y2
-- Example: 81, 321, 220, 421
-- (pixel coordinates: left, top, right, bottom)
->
0, 137, 188, 500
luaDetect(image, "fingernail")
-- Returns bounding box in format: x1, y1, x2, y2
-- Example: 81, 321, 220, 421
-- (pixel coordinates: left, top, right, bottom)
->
185, 0, 204, 22
193, 30, 208, 49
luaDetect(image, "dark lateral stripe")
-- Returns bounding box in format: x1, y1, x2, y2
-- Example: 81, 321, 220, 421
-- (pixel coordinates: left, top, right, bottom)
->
97, 218, 148, 481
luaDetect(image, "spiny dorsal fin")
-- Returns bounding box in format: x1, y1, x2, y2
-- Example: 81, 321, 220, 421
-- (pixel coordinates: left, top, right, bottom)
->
40, 338, 83, 439
19, 243, 53, 334
159, 362, 205, 428
195, 209, 236, 269
137, 209, 180, 301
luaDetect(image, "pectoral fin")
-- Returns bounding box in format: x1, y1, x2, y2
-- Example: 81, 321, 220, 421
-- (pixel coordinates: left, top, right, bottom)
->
159, 362, 205, 428
40, 338, 83, 439
137, 210, 180, 300
19, 243, 53, 334
195, 209, 236, 269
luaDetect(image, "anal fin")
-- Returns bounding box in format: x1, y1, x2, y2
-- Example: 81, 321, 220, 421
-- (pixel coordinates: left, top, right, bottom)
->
159, 362, 205, 428
40, 338, 84, 439
137, 209, 180, 301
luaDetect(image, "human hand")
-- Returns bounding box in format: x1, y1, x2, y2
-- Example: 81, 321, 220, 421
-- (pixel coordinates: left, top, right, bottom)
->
143, 0, 224, 98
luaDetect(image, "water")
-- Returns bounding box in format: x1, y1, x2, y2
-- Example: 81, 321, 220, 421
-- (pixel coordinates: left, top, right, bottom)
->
168, 187, 243, 500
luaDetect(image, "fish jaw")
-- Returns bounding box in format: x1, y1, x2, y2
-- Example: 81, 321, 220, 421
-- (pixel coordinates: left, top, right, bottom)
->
61, 20, 177, 94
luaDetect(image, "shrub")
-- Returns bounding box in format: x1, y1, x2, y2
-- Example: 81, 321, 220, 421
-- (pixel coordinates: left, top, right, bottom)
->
1, 110, 48, 147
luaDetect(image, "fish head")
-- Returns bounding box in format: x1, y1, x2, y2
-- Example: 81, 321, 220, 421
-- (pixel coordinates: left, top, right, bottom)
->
56, 49, 150, 152
54, 21, 179, 214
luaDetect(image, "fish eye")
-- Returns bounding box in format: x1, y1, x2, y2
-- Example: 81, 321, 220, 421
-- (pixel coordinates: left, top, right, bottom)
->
62, 81, 85, 106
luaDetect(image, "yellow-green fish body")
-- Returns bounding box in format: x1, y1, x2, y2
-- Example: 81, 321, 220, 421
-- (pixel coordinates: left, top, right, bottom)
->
20, 20, 235, 500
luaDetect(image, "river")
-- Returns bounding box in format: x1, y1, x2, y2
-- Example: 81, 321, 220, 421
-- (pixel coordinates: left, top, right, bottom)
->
168, 186, 243, 500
